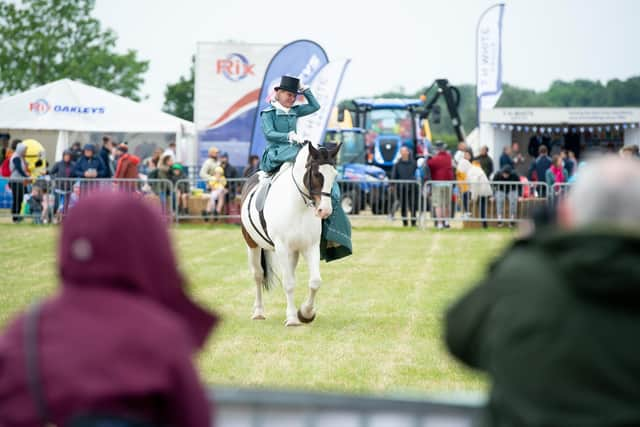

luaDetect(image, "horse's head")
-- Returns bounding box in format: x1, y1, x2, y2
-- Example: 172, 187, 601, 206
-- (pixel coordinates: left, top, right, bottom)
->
305, 141, 342, 219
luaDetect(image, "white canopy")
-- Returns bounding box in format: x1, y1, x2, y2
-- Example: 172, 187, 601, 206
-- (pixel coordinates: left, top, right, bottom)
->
0, 79, 195, 163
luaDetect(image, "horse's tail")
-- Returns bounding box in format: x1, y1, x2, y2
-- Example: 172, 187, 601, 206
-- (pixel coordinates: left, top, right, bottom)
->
260, 249, 280, 291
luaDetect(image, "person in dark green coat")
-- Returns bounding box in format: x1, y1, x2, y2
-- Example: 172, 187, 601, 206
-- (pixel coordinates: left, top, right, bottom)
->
445, 157, 640, 427
259, 75, 352, 262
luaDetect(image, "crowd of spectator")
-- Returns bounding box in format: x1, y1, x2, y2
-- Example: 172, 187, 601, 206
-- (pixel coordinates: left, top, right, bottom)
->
393, 136, 640, 228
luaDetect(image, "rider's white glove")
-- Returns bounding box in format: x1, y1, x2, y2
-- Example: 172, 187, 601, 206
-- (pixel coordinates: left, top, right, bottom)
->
298, 83, 309, 93
288, 131, 305, 144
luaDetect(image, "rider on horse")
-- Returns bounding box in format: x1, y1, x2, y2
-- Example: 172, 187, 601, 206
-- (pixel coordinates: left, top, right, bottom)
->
258, 75, 352, 262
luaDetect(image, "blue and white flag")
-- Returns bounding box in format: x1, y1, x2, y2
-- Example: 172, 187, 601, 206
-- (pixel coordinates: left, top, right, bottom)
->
476, 3, 505, 111
298, 59, 351, 145
249, 40, 329, 157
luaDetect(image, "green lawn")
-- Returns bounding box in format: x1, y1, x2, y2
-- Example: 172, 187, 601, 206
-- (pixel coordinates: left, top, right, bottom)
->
0, 224, 513, 394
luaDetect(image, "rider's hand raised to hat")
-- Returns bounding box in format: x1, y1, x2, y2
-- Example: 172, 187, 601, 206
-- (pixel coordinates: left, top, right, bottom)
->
298, 82, 309, 93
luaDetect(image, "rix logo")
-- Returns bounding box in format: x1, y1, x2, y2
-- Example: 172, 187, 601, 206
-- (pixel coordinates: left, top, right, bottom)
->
216, 53, 255, 81
29, 98, 50, 115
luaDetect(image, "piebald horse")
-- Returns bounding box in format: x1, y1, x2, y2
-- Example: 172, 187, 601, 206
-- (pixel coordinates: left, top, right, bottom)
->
241, 141, 342, 326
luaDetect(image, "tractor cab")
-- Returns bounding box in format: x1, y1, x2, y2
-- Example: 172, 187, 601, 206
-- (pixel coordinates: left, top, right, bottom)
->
349, 98, 424, 173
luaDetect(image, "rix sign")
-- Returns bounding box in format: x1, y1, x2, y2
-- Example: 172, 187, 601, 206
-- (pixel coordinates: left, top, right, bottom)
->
216, 53, 255, 81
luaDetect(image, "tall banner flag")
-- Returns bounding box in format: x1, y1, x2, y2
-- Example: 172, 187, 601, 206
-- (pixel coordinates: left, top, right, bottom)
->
195, 42, 279, 167
249, 40, 329, 157
297, 59, 351, 145
476, 3, 505, 113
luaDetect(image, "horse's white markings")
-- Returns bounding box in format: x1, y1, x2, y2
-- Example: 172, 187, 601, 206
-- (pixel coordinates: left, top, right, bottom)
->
241, 142, 341, 326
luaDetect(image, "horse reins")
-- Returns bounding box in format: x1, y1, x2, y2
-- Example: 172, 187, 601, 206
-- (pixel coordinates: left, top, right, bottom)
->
291, 149, 333, 208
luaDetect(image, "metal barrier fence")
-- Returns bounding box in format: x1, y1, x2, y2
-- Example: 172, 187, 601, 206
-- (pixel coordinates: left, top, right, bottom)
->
0, 177, 173, 223
0, 176, 574, 228
419, 180, 551, 228
211, 387, 483, 427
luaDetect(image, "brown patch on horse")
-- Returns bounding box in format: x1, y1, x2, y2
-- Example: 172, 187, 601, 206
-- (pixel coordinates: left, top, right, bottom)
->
240, 174, 260, 248
242, 225, 258, 248
240, 173, 259, 205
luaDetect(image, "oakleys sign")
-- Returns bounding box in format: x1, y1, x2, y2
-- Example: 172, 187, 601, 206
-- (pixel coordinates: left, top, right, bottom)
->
29, 99, 105, 115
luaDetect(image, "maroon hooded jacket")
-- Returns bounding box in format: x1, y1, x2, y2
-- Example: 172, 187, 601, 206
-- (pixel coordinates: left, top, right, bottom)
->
0, 191, 218, 427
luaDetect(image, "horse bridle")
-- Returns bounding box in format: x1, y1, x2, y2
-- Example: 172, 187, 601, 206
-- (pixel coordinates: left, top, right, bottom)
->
291, 145, 335, 208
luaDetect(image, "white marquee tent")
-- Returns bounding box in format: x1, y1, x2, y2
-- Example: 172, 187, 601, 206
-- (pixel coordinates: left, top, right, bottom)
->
0, 79, 196, 164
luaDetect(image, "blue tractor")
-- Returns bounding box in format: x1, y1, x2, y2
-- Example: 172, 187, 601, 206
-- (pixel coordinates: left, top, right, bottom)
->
324, 128, 389, 215
348, 98, 425, 172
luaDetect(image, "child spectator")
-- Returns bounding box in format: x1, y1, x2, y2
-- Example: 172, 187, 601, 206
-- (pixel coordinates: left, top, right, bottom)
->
25, 185, 44, 224
171, 163, 190, 216
202, 166, 226, 220
546, 154, 569, 193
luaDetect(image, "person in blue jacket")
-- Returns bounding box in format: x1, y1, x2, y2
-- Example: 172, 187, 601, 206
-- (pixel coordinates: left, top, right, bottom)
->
73, 144, 106, 180
258, 75, 351, 262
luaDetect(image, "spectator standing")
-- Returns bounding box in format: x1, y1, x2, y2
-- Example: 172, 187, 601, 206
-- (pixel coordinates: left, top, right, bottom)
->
171, 163, 190, 216
427, 141, 454, 229
25, 184, 45, 223
69, 142, 83, 162
546, 154, 568, 195
9, 142, 29, 223
0, 191, 218, 427
163, 141, 177, 162
0, 133, 9, 162
510, 142, 527, 176
453, 141, 467, 166
114, 144, 141, 192
73, 144, 106, 181
528, 145, 552, 197
499, 145, 515, 170
219, 152, 239, 200
142, 147, 163, 175
445, 157, 640, 427
390, 146, 418, 227
243, 155, 260, 177
49, 150, 76, 215
99, 136, 114, 178
199, 147, 221, 181
492, 164, 520, 227
148, 153, 174, 211
475, 145, 494, 178
456, 159, 492, 228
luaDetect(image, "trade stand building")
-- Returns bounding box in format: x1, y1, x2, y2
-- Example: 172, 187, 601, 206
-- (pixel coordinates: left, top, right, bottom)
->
476, 108, 640, 168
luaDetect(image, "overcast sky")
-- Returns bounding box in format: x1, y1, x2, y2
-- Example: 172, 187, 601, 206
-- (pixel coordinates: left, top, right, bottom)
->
94, 0, 639, 110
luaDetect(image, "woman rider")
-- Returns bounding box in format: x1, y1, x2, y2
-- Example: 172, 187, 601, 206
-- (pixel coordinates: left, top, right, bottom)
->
259, 75, 352, 262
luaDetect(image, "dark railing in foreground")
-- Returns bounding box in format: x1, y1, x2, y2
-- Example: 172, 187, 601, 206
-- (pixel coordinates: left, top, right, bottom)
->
211, 386, 484, 427
0, 176, 573, 228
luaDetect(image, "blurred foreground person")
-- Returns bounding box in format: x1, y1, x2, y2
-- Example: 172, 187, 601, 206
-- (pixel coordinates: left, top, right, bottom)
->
0, 192, 218, 427
445, 156, 640, 427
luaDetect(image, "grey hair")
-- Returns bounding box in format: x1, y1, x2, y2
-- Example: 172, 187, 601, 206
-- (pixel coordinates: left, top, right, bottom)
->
567, 156, 640, 228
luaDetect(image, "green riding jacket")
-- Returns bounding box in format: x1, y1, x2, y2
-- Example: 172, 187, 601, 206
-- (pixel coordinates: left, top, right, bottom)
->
259, 89, 352, 262
259, 89, 320, 173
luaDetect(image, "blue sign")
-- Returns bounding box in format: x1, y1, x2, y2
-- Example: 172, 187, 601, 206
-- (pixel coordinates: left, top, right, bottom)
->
249, 40, 328, 157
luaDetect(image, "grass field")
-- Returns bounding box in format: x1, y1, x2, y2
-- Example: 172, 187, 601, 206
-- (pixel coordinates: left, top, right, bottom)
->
0, 223, 513, 395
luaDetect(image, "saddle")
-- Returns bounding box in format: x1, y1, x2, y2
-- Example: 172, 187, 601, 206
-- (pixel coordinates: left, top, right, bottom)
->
254, 163, 290, 211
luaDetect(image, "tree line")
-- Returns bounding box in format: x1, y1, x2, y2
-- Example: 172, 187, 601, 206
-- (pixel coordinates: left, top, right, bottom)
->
2, 0, 639, 144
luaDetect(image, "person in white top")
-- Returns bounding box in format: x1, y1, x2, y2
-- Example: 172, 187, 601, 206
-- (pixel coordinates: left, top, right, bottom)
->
453, 141, 467, 166
457, 158, 493, 228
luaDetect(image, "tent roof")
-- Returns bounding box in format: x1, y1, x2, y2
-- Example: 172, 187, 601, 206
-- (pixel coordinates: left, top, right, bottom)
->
0, 79, 193, 134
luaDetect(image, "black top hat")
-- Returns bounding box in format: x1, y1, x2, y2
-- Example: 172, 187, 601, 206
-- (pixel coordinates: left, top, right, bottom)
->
274, 75, 301, 94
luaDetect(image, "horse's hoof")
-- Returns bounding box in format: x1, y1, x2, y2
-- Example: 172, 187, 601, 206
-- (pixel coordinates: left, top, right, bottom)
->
297, 309, 316, 324
285, 318, 302, 327
252, 313, 266, 320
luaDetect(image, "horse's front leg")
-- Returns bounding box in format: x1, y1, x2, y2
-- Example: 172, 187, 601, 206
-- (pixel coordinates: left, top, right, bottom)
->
299, 243, 321, 323
276, 246, 301, 327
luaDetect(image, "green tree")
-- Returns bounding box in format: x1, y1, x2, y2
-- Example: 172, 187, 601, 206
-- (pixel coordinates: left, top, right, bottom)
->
163, 56, 194, 121
0, 0, 149, 100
